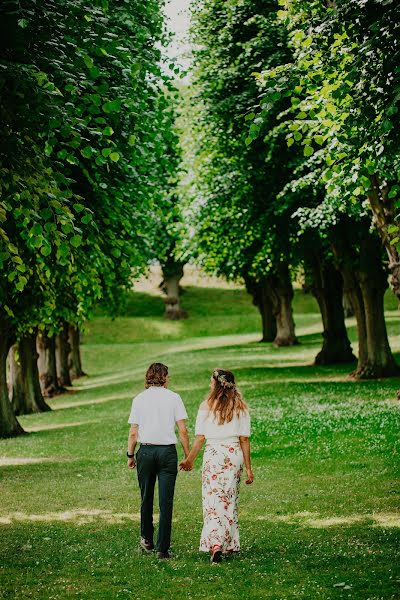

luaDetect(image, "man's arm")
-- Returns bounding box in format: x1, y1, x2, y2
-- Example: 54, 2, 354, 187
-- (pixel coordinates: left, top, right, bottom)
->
127, 424, 138, 469
176, 419, 190, 458
179, 434, 205, 470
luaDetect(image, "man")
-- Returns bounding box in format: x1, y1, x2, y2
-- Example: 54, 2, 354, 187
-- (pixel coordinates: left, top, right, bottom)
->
127, 362, 190, 559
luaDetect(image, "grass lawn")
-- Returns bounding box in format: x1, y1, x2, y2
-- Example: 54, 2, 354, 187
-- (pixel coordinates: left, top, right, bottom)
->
0, 287, 399, 599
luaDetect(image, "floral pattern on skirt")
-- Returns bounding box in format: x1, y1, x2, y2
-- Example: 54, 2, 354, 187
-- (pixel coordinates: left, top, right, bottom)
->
199, 442, 243, 553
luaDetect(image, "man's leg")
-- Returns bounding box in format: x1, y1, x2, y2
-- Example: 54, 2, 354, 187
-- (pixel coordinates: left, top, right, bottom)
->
156, 445, 178, 553
136, 446, 157, 545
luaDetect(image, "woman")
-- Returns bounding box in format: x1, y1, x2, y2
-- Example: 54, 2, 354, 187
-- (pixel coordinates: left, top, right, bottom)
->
179, 368, 254, 563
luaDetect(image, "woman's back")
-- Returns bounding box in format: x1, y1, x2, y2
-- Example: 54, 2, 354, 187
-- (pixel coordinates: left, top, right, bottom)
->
195, 402, 250, 442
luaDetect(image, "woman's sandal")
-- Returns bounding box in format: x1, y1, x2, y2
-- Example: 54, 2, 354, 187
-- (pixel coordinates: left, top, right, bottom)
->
210, 545, 223, 564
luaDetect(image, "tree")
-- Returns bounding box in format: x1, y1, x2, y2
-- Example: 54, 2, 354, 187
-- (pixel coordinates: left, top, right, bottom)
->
189, 0, 299, 345
0, 0, 168, 436
253, 0, 400, 295
249, 0, 399, 377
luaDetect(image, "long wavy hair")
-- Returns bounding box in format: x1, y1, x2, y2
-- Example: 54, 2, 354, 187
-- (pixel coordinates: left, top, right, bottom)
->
145, 363, 168, 388
206, 368, 247, 425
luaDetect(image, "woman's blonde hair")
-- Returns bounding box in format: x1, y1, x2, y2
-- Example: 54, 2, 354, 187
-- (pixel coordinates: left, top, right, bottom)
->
206, 368, 247, 425
145, 363, 168, 388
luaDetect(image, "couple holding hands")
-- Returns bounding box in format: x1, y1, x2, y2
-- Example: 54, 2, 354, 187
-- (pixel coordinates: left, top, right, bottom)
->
127, 362, 253, 564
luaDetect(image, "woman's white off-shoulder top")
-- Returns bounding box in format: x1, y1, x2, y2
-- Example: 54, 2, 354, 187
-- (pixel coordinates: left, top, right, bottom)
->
195, 407, 251, 443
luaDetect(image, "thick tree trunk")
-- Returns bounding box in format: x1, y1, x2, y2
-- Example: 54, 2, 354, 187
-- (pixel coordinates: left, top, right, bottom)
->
354, 235, 399, 379
339, 264, 368, 375
56, 322, 72, 387
245, 277, 277, 342
367, 174, 400, 301
18, 333, 51, 413
68, 325, 86, 379
9, 345, 25, 415
37, 332, 64, 396
342, 291, 354, 318
310, 257, 356, 365
160, 260, 187, 320
331, 220, 398, 379
265, 266, 298, 347
0, 317, 24, 438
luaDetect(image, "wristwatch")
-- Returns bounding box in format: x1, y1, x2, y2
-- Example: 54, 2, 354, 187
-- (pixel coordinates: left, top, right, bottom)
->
126, 452, 135, 458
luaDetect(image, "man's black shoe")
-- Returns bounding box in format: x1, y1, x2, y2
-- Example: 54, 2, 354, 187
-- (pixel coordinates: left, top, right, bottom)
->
156, 551, 170, 559
140, 537, 154, 553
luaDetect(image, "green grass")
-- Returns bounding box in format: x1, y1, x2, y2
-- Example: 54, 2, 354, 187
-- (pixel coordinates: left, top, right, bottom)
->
0, 287, 399, 599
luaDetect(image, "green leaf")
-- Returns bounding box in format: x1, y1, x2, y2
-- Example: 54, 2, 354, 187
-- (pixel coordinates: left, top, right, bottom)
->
70, 235, 82, 248
102, 126, 114, 136
73, 203, 85, 213
314, 135, 324, 146
109, 152, 120, 162
81, 146, 93, 159
41, 245, 52, 257
304, 145, 314, 157
84, 55, 94, 69
102, 99, 122, 114
128, 134, 136, 146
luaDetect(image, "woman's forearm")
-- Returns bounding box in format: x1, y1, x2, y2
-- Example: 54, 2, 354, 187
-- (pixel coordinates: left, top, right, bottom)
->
187, 435, 205, 463
239, 437, 252, 470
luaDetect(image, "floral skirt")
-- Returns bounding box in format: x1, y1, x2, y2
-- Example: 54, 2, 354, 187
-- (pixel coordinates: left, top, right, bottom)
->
199, 442, 243, 553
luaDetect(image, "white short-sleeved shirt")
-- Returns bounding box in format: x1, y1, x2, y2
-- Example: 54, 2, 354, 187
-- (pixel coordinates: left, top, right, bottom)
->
128, 386, 188, 444
195, 407, 251, 443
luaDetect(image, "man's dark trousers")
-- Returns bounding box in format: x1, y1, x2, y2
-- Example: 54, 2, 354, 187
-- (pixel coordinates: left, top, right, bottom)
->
136, 444, 178, 553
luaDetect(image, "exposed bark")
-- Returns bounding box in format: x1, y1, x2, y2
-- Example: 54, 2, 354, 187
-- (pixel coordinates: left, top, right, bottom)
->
354, 235, 399, 378
331, 220, 398, 379
56, 322, 73, 387
309, 256, 356, 365
9, 345, 25, 415
245, 277, 277, 342
265, 265, 298, 347
37, 332, 64, 396
342, 291, 354, 318
68, 325, 86, 379
160, 259, 187, 320
0, 317, 24, 437
17, 332, 51, 414
367, 174, 400, 302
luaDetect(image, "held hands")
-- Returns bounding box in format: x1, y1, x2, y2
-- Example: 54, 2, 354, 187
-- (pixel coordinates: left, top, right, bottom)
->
127, 457, 136, 470
179, 457, 193, 471
245, 467, 254, 485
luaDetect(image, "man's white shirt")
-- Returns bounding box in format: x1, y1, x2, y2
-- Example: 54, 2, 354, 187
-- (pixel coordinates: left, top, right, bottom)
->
128, 386, 188, 444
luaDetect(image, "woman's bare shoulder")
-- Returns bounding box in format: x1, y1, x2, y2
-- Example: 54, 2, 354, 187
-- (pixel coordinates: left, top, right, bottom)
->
198, 400, 208, 411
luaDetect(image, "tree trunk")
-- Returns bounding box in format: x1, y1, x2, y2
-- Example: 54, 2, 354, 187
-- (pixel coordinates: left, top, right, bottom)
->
342, 291, 354, 318
245, 276, 277, 342
265, 266, 298, 347
9, 345, 25, 415
367, 174, 400, 302
56, 322, 72, 387
354, 235, 399, 379
331, 219, 398, 379
310, 257, 356, 365
160, 260, 187, 320
37, 332, 64, 396
0, 317, 24, 438
68, 325, 86, 379
18, 332, 51, 413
